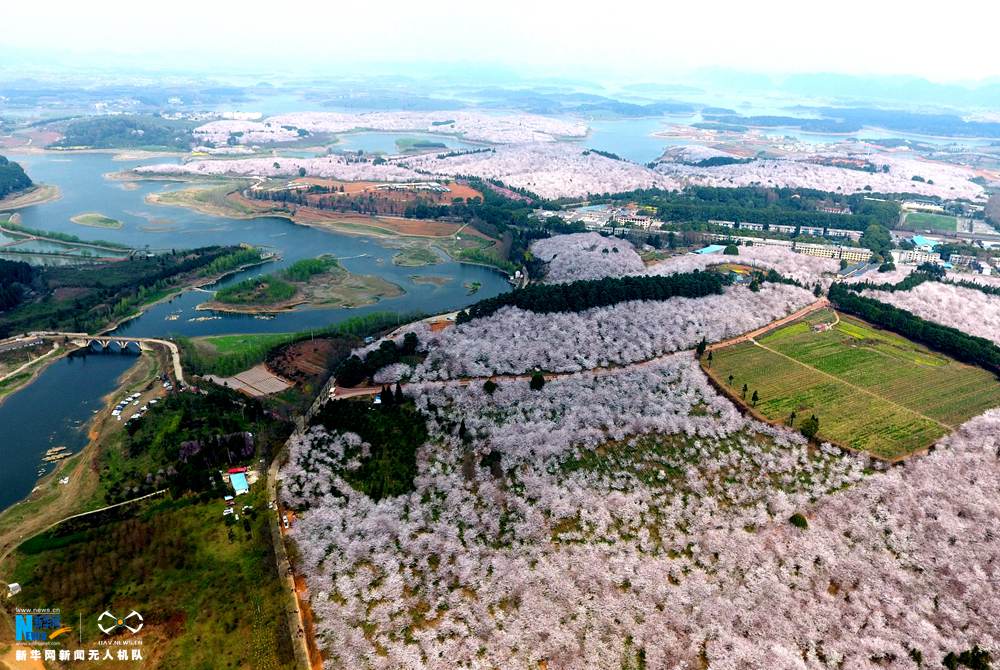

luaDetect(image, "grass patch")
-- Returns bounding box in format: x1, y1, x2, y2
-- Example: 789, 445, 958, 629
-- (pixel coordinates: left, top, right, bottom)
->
70, 212, 123, 229
214, 276, 298, 306
392, 246, 442, 267
179, 311, 420, 377
709, 309, 1000, 459
902, 211, 958, 232
148, 181, 260, 218
210, 256, 402, 310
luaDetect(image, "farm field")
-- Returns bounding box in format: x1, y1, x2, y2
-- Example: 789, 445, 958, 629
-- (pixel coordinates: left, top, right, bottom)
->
902, 211, 958, 231
707, 308, 1000, 459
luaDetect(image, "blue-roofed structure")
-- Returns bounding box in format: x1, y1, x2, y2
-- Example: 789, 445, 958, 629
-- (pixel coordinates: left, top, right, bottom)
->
695, 244, 727, 255
230, 472, 249, 496
911, 235, 938, 250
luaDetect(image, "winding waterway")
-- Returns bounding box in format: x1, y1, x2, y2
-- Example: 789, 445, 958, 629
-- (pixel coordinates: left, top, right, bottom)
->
0, 151, 512, 510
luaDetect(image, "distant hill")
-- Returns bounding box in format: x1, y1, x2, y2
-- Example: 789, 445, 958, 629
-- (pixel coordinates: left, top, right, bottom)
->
0, 155, 33, 199
50, 115, 195, 150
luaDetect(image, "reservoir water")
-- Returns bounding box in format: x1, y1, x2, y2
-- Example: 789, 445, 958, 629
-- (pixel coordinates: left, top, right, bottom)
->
7, 152, 512, 338
0, 351, 138, 512
0, 151, 512, 511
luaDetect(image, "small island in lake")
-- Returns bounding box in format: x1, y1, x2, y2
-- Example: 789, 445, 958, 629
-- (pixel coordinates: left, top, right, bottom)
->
392, 246, 443, 267
70, 212, 124, 229
200, 256, 404, 313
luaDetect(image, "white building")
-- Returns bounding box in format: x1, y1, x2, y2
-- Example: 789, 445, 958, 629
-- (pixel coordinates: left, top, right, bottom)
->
826, 228, 863, 241
902, 201, 945, 213
949, 254, 978, 267
769, 224, 797, 234
893, 249, 942, 265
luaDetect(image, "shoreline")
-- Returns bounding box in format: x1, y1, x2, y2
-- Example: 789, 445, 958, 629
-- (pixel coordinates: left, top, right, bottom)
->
656, 122, 1000, 144
0, 222, 131, 253
195, 271, 406, 315
0, 341, 76, 409
97, 256, 278, 335
0, 183, 62, 210
195, 298, 309, 314
0, 352, 159, 574
136, 175, 516, 276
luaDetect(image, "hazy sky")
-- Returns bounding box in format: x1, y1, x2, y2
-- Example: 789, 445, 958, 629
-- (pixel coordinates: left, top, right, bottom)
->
3, 0, 998, 83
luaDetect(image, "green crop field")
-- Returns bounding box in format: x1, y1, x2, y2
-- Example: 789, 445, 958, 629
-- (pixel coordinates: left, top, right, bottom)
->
902, 211, 957, 232
708, 308, 1000, 459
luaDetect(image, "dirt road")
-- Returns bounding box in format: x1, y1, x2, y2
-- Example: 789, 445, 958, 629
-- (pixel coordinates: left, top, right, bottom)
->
267, 458, 313, 670
706, 298, 829, 352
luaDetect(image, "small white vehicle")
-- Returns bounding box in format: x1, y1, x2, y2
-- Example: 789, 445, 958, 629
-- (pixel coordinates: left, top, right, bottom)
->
282, 515, 290, 529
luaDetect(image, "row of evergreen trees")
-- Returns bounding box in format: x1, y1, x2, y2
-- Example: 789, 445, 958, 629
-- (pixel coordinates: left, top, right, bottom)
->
828, 283, 1000, 373
457, 271, 729, 323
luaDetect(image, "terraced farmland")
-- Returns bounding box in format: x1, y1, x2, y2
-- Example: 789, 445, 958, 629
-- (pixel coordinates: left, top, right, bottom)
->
707, 308, 1000, 459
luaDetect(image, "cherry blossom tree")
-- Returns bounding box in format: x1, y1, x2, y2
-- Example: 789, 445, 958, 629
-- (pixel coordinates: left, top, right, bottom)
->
530, 232, 645, 283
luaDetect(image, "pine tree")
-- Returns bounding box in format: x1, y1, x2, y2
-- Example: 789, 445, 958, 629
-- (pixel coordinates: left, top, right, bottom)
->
529, 371, 545, 391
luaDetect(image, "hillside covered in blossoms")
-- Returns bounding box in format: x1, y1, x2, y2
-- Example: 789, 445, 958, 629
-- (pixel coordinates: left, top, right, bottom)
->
278, 235, 1000, 669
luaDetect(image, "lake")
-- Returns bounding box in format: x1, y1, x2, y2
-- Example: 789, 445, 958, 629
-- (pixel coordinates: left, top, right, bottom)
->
7, 152, 512, 338
0, 151, 512, 512
0, 351, 138, 512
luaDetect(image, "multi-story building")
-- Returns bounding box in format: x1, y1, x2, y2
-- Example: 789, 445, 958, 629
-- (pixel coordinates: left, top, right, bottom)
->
892, 249, 942, 265
948, 254, 978, 267
708, 220, 737, 229
738, 222, 765, 231
703, 233, 793, 248
837, 246, 874, 263
795, 242, 872, 263
826, 228, 863, 241
611, 212, 656, 229
799, 225, 825, 237
768, 224, 797, 234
